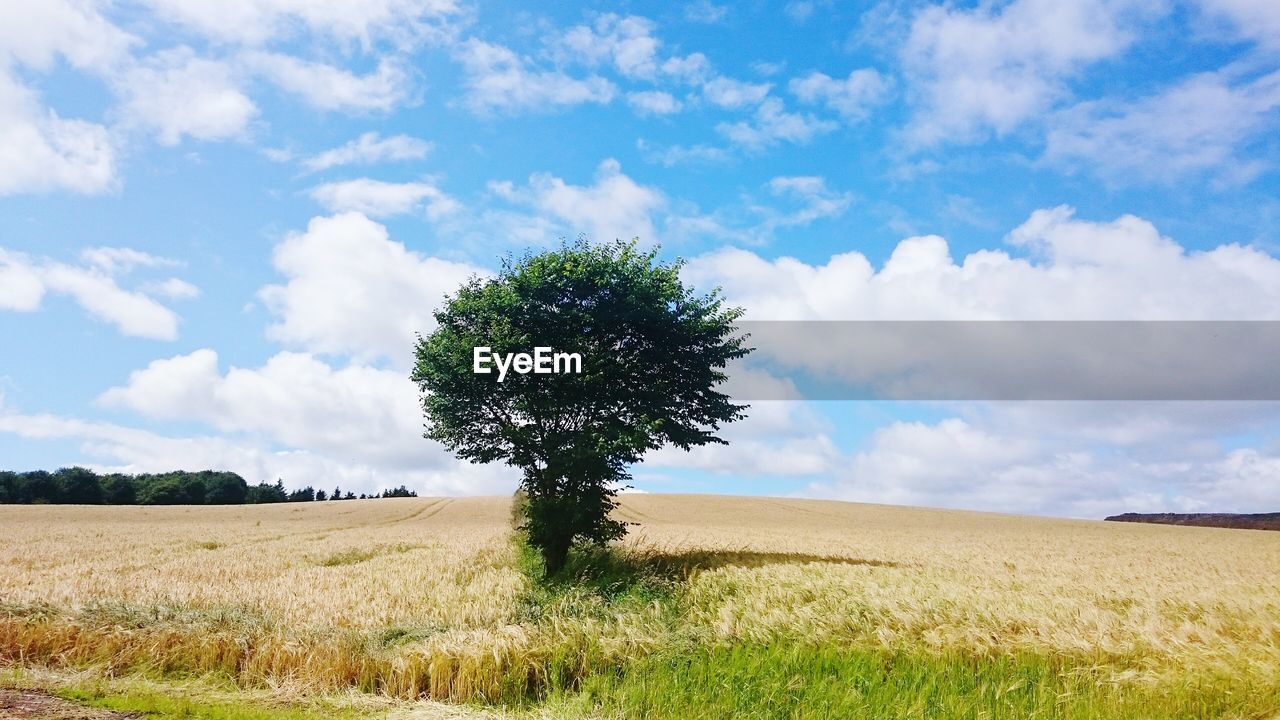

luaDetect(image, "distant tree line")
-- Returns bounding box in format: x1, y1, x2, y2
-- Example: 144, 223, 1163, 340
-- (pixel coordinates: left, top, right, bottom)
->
0, 467, 418, 505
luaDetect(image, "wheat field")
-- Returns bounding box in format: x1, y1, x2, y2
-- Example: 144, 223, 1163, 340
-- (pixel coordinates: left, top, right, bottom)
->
3, 495, 1279, 716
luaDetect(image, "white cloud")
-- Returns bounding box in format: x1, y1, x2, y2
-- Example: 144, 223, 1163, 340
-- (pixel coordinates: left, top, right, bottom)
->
308, 178, 460, 218
763, 175, 853, 228
0, 253, 45, 312
118, 48, 257, 145
717, 97, 836, 148
0, 73, 117, 196
80, 247, 179, 273
0, 247, 185, 339
139, 0, 461, 48
627, 90, 682, 115
258, 212, 487, 364
454, 39, 616, 114
646, 390, 840, 478
1045, 69, 1280, 184
1198, 0, 1280, 50
784, 1, 816, 24
684, 1, 728, 23
900, 0, 1154, 146
556, 13, 711, 86
560, 14, 662, 80
144, 278, 201, 300
701, 76, 771, 108
496, 159, 666, 244
636, 139, 729, 166
804, 404, 1280, 517
40, 265, 181, 340
790, 68, 890, 121
0, 0, 135, 71
685, 206, 1280, 321
246, 52, 411, 112
90, 341, 525, 495
302, 132, 432, 171
99, 349, 429, 466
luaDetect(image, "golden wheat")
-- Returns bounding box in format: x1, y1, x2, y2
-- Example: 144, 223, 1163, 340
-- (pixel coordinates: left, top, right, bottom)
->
2, 494, 1278, 701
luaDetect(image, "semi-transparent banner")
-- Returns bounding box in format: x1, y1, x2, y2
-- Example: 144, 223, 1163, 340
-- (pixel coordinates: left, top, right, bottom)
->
721, 321, 1280, 401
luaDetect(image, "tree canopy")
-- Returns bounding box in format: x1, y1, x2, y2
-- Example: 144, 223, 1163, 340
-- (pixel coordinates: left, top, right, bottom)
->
412, 239, 750, 573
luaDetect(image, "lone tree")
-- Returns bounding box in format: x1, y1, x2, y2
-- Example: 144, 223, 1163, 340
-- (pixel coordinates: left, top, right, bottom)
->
412, 240, 750, 574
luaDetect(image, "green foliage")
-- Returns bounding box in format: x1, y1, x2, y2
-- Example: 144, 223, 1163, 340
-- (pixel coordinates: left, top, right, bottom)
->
413, 239, 749, 573
0, 469, 414, 506
245, 480, 287, 504
138, 476, 190, 505
54, 466, 103, 504
101, 473, 137, 504
550, 642, 1277, 720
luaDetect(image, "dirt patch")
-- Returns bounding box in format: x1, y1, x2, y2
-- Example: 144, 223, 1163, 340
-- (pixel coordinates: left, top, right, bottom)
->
0, 689, 139, 720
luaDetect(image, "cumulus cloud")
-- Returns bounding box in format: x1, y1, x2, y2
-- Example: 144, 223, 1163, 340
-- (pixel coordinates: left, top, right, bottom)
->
492, 159, 665, 244
685, 206, 1280, 320
117, 48, 257, 145
0, 247, 187, 339
0, 73, 117, 196
763, 176, 854, 228
80, 247, 179, 273
1045, 69, 1280, 185
1198, 0, 1280, 50
900, 0, 1154, 147
454, 39, 616, 114
556, 13, 711, 85
0, 0, 134, 71
246, 52, 411, 112
803, 405, 1280, 517
144, 278, 201, 300
99, 349, 429, 465
138, 0, 461, 48
626, 90, 682, 115
789, 68, 890, 121
258, 212, 487, 364
701, 76, 772, 108
717, 97, 836, 148
308, 178, 460, 218
302, 132, 432, 171
677, 206, 1280, 515
560, 14, 663, 80
684, 1, 728, 23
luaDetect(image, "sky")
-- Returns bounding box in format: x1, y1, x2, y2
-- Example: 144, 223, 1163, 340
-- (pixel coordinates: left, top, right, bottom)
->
2, 0, 1280, 517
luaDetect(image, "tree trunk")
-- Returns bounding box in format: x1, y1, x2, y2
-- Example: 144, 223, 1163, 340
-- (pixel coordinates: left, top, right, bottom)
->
542, 536, 571, 576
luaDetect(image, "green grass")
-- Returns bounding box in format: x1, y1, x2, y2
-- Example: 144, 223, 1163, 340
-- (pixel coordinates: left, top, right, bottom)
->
509, 537, 1280, 719
52, 686, 372, 720
546, 643, 1280, 720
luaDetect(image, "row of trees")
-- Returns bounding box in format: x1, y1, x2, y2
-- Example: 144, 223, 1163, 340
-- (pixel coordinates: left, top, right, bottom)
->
0, 468, 418, 505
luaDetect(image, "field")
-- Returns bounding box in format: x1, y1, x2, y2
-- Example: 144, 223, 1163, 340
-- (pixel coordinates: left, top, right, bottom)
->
3, 495, 1279, 719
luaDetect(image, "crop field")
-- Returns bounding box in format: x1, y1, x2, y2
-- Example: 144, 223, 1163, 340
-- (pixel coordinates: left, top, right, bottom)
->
3, 495, 1279, 719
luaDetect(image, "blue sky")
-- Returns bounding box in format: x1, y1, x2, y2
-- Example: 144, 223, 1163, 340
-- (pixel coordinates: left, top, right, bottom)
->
2, 0, 1280, 517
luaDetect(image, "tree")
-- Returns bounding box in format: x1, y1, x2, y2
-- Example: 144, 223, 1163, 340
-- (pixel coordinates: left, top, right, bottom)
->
413, 239, 749, 574
101, 474, 137, 504
21, 471, 59, 504
54, 466, 103, 504
138, 476, 187, 505
287, 485, 316, 502
204, 471, 249, 504
245, 481, 287, 504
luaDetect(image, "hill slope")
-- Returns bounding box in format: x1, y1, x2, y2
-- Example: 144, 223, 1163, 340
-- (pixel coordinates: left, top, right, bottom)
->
1105, 511, 1280, 531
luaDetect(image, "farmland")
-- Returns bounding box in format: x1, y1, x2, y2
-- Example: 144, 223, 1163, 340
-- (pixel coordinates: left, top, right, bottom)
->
3, 495, 1279, 718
